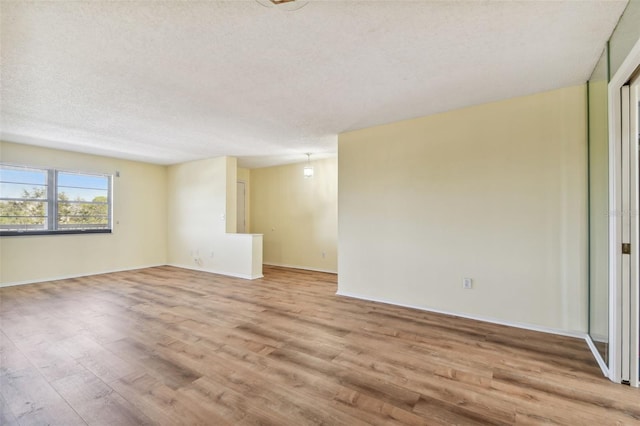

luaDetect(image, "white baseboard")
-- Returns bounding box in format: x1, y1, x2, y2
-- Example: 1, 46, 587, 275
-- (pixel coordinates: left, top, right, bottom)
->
263, 262, 337, 275
335, 290, 588, 340
0, 263, 166, 288
167, 263, 263, 280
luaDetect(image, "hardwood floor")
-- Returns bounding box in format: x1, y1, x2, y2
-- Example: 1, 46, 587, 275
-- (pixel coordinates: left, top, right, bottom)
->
1, 266, 638, 425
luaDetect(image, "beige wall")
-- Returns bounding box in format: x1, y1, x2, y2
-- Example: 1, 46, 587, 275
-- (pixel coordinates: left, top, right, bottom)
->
338, 85, 588, 333
167, 156, 262, 279
0, 141, 168, 285
609, 0, 640, 78
251, 158, 337, 273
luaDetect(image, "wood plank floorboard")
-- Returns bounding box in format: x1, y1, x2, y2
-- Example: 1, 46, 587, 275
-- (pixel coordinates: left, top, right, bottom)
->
1, 265, 639, 425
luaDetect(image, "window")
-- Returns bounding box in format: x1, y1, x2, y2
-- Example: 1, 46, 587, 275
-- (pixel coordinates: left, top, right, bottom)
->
0, 164, 112, 236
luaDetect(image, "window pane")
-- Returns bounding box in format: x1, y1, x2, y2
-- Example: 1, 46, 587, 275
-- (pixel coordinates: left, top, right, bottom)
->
0, 167, 47, 185
0, 182, 47, 200
56, 171, 111, 232
58, 218, 109, 229
57, 172, 108, 190
58, 217, 109, 225
57, 187, 108, 202
0, 165, 49, 233
0, 200, 48, 231
58, 202, 108, 226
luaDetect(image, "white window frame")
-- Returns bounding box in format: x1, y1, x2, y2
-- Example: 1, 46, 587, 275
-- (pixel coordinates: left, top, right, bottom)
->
0, 163, 113, 236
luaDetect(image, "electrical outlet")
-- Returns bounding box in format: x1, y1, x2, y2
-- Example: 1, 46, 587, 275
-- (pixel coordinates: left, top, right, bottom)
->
322, 252, 326, 259
462, 278, 473, 289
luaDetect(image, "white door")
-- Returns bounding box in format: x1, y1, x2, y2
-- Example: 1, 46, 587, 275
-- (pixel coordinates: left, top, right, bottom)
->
608, 38, 640, 387
620, 71, 640, 388
237, 181, 246, 233
621, 83, 632, 384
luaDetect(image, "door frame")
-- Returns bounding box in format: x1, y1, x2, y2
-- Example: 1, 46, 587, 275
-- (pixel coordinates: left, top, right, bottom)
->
630, 73, 640, 388
608, 35, 640, 386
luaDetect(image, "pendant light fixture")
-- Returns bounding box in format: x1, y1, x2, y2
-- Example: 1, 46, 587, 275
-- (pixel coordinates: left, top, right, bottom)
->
303, 153, 314, 179
255, 0, 309, 11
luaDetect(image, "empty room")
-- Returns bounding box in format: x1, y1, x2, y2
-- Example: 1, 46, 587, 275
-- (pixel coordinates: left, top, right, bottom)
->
2, 0, 640, 424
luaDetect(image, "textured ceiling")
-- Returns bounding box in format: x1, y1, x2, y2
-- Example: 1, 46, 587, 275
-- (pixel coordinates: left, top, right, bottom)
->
0, 0, 628, 168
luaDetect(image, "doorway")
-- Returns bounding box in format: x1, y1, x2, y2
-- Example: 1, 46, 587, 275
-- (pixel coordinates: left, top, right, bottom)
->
237, 181, 246, 233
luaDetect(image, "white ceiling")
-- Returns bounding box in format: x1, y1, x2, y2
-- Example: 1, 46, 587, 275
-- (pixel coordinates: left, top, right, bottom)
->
0, 0, 628, 168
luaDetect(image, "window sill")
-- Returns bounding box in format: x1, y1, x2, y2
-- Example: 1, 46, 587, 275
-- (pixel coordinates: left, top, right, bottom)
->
0, 229, 112, 237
